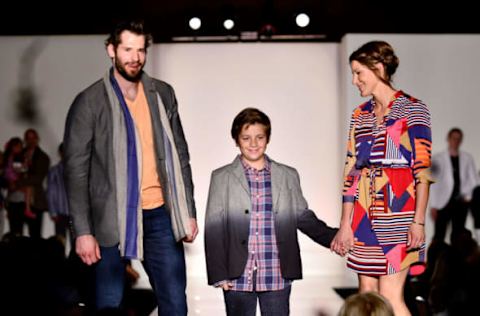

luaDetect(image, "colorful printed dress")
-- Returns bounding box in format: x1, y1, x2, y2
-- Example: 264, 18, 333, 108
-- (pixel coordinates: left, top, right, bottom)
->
343, 91, 433, 275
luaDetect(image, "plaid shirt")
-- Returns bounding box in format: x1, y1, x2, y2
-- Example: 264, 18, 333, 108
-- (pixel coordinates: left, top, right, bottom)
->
230, 156, 291, 292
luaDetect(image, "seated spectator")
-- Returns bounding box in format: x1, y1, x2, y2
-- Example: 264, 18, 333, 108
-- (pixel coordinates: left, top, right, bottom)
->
471, 183, 480, 240
429, 228, 480, 315
338, 291, 394, 316
3, 137, 30, 236
0, 149, 6, 238
0, 234, 81, 315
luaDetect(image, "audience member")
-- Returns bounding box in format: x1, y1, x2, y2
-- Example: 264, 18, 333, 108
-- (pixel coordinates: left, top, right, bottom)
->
470, 181, 480, 240
0, 150, 6, 238
428, 228, 480, 315
338, 292, 394, 316
3, 137, 28, 236
0, 234, 82, 315
16, 128, 50, 238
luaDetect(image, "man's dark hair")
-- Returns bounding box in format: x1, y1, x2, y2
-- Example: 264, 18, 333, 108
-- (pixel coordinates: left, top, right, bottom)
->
105, 20, 153, 50
24, 128, 38, 139
447, 127, 463, 139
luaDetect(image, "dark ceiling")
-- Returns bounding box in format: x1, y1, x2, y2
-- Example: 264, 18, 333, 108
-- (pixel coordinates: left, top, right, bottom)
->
2, 0, 479, 42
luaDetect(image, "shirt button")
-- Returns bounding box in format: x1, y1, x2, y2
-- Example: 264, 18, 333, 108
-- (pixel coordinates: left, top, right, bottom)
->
251, 250, 255, 254
255, 231, 259, 235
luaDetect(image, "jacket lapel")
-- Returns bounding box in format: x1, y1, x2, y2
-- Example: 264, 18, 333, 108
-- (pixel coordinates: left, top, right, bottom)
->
270, 160, 284, 210
230, 156, 250, 195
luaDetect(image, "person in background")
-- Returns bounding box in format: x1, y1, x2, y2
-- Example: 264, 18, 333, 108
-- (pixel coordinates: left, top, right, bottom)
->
331, 41, 433, 316
470, 178, 480, 241
0, 150, 6, 238
17, 128, 50, 238
47, 142, 70, 243
205, 107, 337, 316
430, 128, 479, 242
63, 19, 197, 315
3, 137, 28, 236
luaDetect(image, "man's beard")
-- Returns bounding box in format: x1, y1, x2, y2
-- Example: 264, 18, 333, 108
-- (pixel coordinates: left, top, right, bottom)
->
115, 58, 144, 82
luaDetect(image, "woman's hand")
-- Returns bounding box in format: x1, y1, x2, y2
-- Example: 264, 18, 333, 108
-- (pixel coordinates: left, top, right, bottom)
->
330, 225, 354, 257
407, 222, 425, 251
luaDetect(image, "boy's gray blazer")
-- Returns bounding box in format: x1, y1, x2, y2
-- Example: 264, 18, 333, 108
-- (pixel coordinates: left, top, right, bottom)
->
204, 156, 337, 285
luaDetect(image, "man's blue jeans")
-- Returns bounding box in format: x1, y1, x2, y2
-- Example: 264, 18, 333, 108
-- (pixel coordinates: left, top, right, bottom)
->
95, 245, 126, 310
142, 206, 187, 316
95, 205, 187, 315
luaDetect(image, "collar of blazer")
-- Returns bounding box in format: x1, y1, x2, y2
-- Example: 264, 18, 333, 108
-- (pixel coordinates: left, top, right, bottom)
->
229, 155, 284, 210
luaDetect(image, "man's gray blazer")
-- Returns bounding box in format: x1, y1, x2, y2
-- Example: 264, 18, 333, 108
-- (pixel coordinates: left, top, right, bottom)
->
63, 71, 196, 246
204, 156, 337, 285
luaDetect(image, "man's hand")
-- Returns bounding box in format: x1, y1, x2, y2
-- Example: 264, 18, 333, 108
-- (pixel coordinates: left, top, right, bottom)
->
182, 218, 198, 243
76, 234, 101, 265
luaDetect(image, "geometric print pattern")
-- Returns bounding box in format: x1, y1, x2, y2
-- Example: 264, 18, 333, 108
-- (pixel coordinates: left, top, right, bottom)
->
343, 91, 432, 275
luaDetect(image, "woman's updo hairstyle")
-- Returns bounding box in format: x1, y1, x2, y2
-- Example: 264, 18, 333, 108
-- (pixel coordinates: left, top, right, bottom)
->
349, 41, 399, 86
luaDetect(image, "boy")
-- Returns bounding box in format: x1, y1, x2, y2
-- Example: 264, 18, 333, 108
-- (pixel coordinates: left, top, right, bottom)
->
204, 108, 337, 315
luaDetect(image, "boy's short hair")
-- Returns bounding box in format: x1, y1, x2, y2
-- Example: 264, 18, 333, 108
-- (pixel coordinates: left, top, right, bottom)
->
231, 108, 271, 143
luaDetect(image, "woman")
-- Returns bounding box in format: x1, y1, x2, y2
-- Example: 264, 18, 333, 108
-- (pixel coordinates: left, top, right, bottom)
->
331, 41, 433, 316
3, 137, 33, 235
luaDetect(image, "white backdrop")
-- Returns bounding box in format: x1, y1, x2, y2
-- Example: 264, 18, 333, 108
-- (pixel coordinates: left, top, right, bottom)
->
150, 43, 344, 277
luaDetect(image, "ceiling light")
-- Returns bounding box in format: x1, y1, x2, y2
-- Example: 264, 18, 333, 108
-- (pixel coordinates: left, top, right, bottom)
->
296, 13, 310, 28
223, 19, 234, 30
189, 17, 202, 30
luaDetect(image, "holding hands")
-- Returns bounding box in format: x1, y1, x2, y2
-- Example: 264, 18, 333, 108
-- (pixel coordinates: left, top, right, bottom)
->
330, 225, 355, 257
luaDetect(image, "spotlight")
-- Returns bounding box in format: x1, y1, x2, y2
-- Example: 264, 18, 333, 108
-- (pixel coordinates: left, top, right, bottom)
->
223, 19, 234, 30
295, 13, 310, 28
189, 17, 202, 30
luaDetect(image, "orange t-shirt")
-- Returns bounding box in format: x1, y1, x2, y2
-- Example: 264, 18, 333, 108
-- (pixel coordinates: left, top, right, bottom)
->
125, 82, 164, 209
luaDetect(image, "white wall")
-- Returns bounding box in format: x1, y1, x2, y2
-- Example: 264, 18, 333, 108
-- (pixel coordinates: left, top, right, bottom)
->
150, 43, 344, 277
0, 35, 108, 238
0, 36, 108, 162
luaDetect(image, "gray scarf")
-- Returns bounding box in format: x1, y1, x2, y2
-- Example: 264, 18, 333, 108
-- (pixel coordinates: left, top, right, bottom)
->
103, 72, 191, 259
